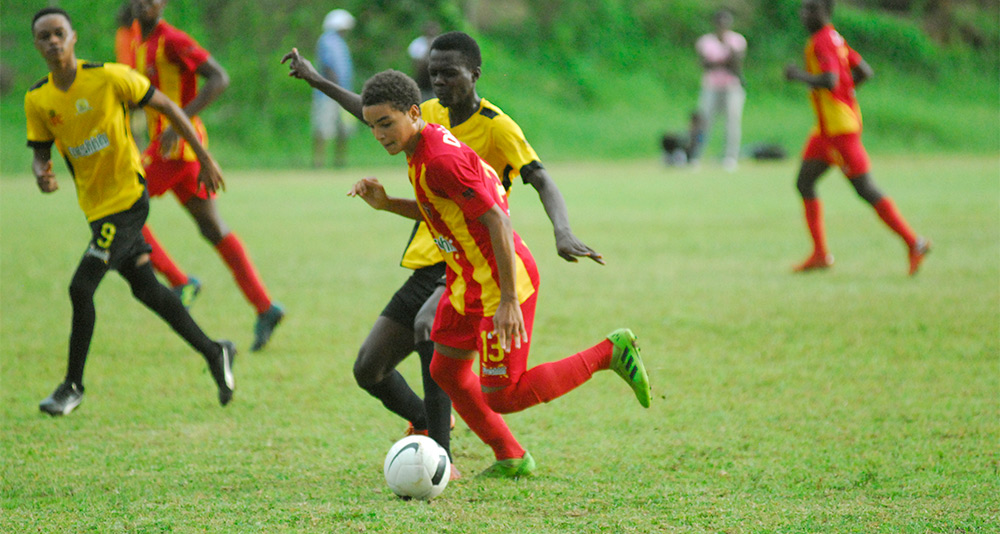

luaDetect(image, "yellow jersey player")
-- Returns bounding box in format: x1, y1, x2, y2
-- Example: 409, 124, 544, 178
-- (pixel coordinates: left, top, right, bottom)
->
26, 7, 235, 416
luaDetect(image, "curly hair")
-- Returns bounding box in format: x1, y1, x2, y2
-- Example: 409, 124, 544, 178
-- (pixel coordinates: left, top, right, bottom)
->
429, 31, 482, 70
361, 70, 422, 112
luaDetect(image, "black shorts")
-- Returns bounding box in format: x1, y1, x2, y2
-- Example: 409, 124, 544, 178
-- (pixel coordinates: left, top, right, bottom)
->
380, 263, 446, 326
84, 192, 152, 271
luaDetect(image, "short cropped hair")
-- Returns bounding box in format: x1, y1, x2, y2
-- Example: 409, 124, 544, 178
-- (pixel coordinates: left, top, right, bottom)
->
808, 0, 835, 15
429, 31, 482, 69
32, 7, 71, 33
361, 70, 422, 112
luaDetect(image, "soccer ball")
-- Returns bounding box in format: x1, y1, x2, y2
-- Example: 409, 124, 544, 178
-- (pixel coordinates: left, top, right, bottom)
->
383, 435, 451, 500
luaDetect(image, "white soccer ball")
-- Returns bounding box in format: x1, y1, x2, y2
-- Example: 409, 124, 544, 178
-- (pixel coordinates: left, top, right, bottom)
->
383, 435, 451, 500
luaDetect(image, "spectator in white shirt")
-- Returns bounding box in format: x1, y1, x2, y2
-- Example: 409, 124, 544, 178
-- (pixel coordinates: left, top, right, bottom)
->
692, 9, 747, 171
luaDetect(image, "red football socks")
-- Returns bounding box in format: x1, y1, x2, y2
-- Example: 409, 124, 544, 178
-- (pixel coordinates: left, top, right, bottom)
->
484, 339, 613, 414
873, 198, 917, 247
802, 198, 828, 258
141, 225, 189, 288
215, 232, 271, 314
429, 353, 525, 461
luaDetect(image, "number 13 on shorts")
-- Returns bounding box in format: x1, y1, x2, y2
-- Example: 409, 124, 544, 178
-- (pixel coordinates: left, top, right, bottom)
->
480, 330, 509, 379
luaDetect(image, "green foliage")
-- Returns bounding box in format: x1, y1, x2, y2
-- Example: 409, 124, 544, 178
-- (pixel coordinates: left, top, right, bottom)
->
2, 156, 998, 532
1, 0, 996, 175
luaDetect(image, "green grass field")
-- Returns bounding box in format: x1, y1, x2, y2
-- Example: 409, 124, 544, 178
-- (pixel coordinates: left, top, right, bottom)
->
1, 155, 997, 532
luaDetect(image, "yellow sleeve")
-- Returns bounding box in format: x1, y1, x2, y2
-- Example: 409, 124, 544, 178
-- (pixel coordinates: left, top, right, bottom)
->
106, 62, 154, 107
24, 92, 53, 145
491, 114, 540, 182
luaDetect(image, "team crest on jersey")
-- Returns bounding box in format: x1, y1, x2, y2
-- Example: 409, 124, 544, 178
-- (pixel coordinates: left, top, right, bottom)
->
433, 235, 458, 253
75, 99, 92, 114
461, 187, 476, 200
48, 110, 63, 126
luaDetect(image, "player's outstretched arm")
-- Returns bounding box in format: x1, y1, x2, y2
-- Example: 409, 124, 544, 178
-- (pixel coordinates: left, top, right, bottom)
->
347, 177, 423, 220
479, 205, 528, 352
522, 166, 604, 264
281, 47, 364, 121
31, 146, 58, 193
146, 89, 224, 194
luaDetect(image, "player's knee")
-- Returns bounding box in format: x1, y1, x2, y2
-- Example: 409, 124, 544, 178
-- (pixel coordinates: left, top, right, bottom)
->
353, 349, 382, 388
68, 277, 97, 305
796, 175, 817, 198
120, 260, 165, 306
428, 356, 450, 388
483, 389, 517, 414
68, 259, 103, 303
849, 174, 883, 205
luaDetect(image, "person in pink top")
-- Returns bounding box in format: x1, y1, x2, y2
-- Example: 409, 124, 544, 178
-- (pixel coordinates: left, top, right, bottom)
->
692, 8, 747, 171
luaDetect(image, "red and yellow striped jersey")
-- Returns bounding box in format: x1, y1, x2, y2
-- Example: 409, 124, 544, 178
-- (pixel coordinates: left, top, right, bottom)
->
400, 98, 542, 270
805, 24, 864, 137
25, 61, 152, 221
132, 20, 209, 161
408, 123, 538, 317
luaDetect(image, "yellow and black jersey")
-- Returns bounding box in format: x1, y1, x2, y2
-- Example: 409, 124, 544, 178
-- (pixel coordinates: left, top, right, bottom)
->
25, 60, 153, 221
400, 98, 543, 270
420, 98, 540, 190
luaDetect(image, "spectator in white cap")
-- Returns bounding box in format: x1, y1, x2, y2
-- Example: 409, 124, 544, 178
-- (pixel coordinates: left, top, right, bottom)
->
312, 9, 355, 167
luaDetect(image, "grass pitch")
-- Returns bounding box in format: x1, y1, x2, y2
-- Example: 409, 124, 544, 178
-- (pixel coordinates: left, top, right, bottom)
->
1, 155, 997, 532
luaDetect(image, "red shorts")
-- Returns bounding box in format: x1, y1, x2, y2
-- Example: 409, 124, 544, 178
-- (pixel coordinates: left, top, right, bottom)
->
431, 292, 538, 389
801, 132, 871, 178
143, 141, 213, 204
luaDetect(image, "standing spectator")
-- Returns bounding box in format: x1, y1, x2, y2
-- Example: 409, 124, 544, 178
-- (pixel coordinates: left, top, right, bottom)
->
692, 8, 746, 171
784, 0, 929, 275
407, 21, 440, 102
313, 9, 355, 168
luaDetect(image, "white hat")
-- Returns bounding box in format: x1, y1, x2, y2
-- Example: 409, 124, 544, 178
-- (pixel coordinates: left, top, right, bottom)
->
323, 9, 355, 32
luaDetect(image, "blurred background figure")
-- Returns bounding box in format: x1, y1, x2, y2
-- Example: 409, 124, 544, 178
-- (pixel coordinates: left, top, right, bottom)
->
114, 1, 137, 66
313, 8, 355, 168
691, 8, 746, 171
661, 111, 705, 167
408, 20, 441, 102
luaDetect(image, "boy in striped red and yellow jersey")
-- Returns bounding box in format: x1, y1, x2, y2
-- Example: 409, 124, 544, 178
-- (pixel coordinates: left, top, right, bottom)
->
785, 0, 929, 275
348, 70, 651, 478
128, 0, 284, 350
282, 32, 602, 473
26, 7, 235, 416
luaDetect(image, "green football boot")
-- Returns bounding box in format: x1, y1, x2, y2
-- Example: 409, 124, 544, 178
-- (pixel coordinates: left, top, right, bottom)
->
607, 328, 651, 408
172, 276, 202, 309
478, 451, 536, 479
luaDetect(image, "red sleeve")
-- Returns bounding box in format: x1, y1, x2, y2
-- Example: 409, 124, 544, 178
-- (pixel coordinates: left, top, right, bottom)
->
812, 31, 839, 74
846, 45, 863, 69
162, 26, 210, 73
424, 152, 496, 221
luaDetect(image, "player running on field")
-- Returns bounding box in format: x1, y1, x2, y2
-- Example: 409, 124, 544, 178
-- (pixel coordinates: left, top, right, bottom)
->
785, 0, 929, 275
349, 69, 650, 478
128, 0, 284, 350
281, 31, 603, 475
26, 7, 235, 416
